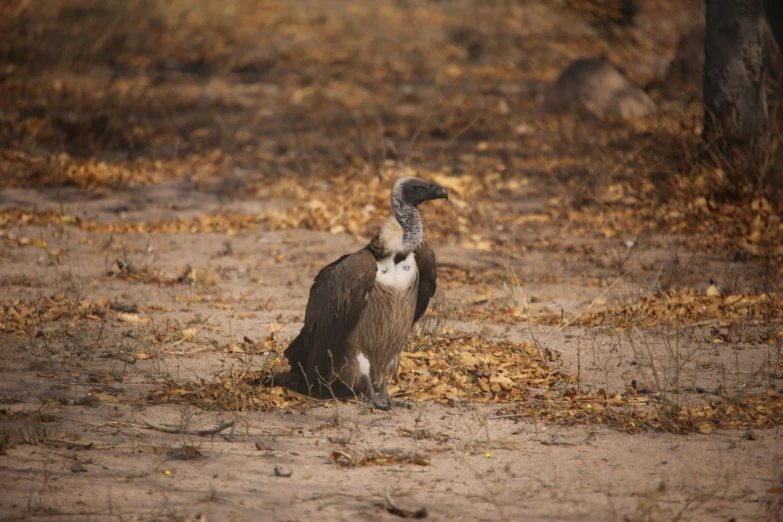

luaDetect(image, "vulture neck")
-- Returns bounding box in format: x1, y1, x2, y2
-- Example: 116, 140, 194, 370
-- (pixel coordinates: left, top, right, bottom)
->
391, 195, 423, 252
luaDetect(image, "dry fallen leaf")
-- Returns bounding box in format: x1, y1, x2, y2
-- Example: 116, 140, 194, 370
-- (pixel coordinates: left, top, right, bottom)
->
117, 313, 148, 323
331, 450, 354, 467
92, 393, 119, 403
179, 328, 197, 342
167, 446, 203, 460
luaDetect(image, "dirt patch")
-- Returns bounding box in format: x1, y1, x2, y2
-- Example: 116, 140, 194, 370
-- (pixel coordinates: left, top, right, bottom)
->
1, 1, 782, 521
2, 183, 781, 520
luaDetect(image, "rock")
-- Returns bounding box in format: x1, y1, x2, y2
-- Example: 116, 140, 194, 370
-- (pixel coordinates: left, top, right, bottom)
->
661, 23, 705, 103
633, 381, 659, 395
546, 57, 655, 120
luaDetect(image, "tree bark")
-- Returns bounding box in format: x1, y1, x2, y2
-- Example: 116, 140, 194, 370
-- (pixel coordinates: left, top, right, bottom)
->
702, 0, 768, 148
764, 0, 783, 58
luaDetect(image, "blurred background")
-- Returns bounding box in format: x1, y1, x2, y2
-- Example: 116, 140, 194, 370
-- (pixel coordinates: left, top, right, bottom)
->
1, 7, 782, 520
0, 0, 780, 261
0, 0, 709, 183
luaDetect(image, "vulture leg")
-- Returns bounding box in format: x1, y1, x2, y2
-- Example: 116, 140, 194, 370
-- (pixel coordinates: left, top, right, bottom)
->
376, 382, 413, 410
362, 373, 392, 410
356, 352, 392, 410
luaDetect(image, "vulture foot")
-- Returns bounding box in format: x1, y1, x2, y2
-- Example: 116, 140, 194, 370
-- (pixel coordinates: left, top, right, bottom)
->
367, 395, 411, 410
363, 374, 393, 410
377, 388, 413, 410
369, 394, 394, 411
364, 377, 413, 410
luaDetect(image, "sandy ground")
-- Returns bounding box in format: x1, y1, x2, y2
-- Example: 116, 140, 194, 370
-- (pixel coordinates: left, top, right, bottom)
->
1, 1, 782, 520
1, 183, 781, 522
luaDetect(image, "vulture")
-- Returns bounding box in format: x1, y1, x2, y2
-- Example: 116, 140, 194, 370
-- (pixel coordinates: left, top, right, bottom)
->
284, 177, 448, 409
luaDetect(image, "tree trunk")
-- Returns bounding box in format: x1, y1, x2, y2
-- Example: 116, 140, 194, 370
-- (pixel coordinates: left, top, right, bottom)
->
765, 0, 783, 58
702, 0, 768, 148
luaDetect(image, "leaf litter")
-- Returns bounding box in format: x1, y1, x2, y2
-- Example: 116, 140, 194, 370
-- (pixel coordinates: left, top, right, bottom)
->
145, 330, 783, 435
2, 246, 780, 435
0, 3, 781, 520
1, 0, 781, 443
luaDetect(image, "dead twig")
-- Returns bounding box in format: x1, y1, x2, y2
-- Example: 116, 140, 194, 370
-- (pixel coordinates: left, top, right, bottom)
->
539, 440, 577, 446
48, 439, 98, 448
224, 421, 237, 441
162, 314, 217, 353
169, 347, 209, 356
440, 334, 474, 341
142, 419, 236, 436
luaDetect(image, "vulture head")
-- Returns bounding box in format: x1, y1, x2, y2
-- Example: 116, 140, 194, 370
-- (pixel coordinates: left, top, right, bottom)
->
386, 176, 448, 253
393, 177, 449, 208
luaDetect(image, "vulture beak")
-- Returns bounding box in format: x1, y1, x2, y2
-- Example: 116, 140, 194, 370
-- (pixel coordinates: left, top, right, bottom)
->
428, 184, 449, 201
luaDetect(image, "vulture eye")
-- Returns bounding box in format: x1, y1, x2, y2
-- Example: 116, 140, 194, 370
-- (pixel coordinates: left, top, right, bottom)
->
413, 185, 422, 191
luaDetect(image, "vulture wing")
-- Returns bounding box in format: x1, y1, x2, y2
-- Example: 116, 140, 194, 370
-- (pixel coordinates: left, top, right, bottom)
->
413, 241, 437, 324
285, 249, 377, 387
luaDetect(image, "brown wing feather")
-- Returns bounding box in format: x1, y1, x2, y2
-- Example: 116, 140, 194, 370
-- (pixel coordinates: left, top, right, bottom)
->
284, 249, 377, 389
413, 241, 437, 324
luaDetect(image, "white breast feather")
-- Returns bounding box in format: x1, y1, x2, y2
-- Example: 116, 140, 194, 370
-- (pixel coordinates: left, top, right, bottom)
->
356, 353, 371, 377
375, 252, 417, 291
